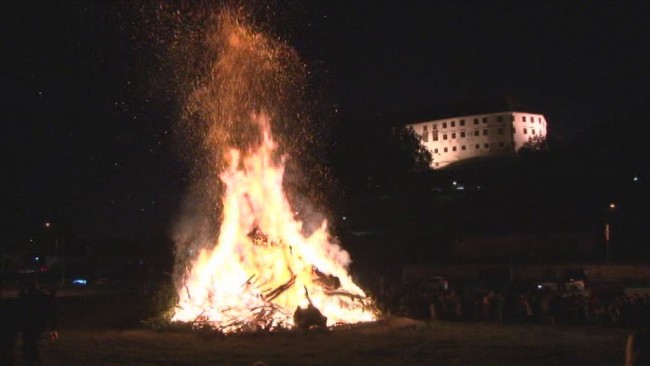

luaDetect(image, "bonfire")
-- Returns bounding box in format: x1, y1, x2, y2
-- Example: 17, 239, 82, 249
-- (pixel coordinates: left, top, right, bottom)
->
170, 7, 378, 333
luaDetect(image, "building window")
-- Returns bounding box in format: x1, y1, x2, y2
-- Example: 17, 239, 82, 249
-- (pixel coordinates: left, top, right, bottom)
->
482, 117, 488, 123
532, 129, 536, 135
435, 163, 439, 167
538, 117, 542, 124
460, 131, 466, 138
483, 129, 488, 135
423, 125, 428, 131
473, 118, 479, 125
484, 143, 489, 148
512, 127, 515, 134
452, 146, 457, 152
443, 122, 447, 128
497, 115, 503, 122
522, 116, 527, 122
443, 134, 448, 140
460, 119, 465, 126
451, 133, 456, 139
444, 147, 448, 152
497, 128, 504, 134
475, 144, 480, 149
433, 133, 439, 141
432, 123, 437, 129
474, 130, 479, 136
451, 121, 455, 127
422, 132, 429, 142
510, 115, 515, 122
523, 128, 528, 134
462, 145, 466, 150
434, 148, 438, 153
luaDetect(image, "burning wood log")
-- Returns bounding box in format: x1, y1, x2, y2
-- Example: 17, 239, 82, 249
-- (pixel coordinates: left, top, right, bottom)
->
262, 275, 296, 302
248, 227, 279, 246
312, 266, 341, 291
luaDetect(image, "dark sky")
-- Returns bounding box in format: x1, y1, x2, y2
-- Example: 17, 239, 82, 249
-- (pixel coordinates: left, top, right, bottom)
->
3, 1, 649, 242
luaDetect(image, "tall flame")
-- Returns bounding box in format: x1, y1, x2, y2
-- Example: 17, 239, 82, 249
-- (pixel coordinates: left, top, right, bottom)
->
171, 7, 377, 332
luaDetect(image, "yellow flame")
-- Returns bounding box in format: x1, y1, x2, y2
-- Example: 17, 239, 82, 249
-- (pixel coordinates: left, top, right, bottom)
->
173, 114, 377, 332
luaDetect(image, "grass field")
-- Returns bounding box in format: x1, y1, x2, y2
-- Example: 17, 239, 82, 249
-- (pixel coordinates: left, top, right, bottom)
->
15, 289, 633, 365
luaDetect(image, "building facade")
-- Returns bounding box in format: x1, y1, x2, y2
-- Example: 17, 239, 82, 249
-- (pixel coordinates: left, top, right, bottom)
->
407, 111, 548, 169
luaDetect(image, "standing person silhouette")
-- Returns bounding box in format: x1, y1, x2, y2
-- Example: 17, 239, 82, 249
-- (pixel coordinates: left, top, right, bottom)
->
17, 277, 58, 366
0, 284, 20, 365
626, 330, 650, 366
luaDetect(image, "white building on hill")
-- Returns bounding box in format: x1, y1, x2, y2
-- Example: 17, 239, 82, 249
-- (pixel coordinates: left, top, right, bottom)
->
407, 111, 548, 169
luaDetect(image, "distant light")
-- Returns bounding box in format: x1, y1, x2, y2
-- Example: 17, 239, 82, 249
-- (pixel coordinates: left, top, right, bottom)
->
609, 202, 616, 209
452, 181, 457, 186
342, 216, 347, 221
34, 256, 40, 261
72, 278, 87, 286
633, 176, 639, 182
537, 284, 543, 289
456, 185, 465, 191
477, 185, 482, 190
44, 222, 51, 229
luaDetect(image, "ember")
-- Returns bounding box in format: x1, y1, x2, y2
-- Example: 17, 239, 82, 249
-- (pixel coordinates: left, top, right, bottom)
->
171, 7, 378, 333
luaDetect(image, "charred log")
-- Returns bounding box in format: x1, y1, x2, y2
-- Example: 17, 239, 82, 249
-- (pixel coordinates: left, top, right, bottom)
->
293, 304, 327, 330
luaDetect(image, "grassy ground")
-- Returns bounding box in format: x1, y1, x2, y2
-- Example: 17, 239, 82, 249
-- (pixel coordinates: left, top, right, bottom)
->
16, 290, 632, 366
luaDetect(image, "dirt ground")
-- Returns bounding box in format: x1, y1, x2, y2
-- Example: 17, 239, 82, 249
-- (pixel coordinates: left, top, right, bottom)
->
9, 289, 633, 366
38, 321, 629, 366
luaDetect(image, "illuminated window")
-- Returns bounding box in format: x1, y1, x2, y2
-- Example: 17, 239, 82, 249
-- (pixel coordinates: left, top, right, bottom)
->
482, 117, 488, 123
473, 118, 479, 125
474, 130, 479, 136
451, 133, 456, 139
451, 121, 455, 127
483, 129, 488, 135
460, 131, 466, 138
460, 119, 465, 126
443, 134, 448, 140
497, 128, 504, 134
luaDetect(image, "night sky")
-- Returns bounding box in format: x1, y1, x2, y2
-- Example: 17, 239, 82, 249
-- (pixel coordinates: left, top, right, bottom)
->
3, 1, 649, 242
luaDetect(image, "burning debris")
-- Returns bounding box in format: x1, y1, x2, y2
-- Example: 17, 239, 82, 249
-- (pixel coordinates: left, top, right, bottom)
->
170, 7, 378, 333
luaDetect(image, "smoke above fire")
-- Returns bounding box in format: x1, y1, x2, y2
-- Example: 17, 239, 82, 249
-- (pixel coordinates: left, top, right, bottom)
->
159, 5, 377, 331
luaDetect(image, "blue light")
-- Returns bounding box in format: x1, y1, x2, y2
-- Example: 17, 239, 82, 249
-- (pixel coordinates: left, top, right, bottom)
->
72, 278, 87, 286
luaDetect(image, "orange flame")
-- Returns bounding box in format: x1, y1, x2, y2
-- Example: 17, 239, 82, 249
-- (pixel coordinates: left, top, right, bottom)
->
173, 114, 377, 332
